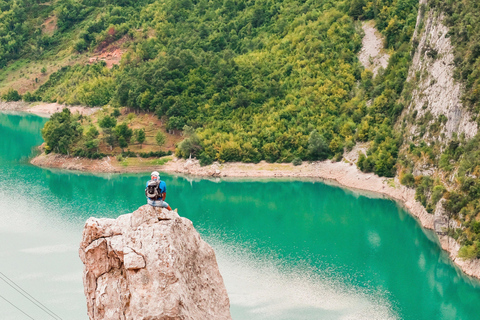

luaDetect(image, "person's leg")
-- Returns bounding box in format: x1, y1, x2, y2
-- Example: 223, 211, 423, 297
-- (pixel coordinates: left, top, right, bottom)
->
161, 200, 172, 211
147, 198, 158, 207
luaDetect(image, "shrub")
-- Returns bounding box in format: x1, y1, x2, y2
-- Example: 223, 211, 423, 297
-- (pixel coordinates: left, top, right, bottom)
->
458, 243, 480, 260
74, 39, 88, 52
308, 130, 329, 160
23, 91, 40, 102
155, 131, 166, 146
111, 108, 121, 117
400, 172, 415, 188
1, 89, 22, 101
431, 185, 446, 204
199, 152, 213, 166
292, 157, 302, 166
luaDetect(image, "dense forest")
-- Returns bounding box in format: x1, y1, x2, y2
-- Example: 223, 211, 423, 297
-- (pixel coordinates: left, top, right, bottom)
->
2, 0, 418, 173
4, 0, 480, 259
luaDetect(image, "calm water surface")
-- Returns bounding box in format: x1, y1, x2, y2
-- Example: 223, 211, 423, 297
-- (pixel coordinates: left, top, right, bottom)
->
1, 112, 480, 319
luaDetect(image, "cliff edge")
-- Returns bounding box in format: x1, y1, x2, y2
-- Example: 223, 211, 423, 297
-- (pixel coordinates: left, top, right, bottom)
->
79, 205, 231, 320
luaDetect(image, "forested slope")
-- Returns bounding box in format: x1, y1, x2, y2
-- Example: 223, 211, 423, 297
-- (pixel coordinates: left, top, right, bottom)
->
1, 0, 419, 173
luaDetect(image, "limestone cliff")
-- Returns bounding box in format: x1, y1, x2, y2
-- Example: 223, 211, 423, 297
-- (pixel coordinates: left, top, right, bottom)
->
398, 0, 480, 276
79, 205, 231, 320
403, 0, 478, 143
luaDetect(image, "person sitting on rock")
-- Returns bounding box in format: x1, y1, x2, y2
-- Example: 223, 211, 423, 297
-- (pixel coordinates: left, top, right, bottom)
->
145, 171, 172, 210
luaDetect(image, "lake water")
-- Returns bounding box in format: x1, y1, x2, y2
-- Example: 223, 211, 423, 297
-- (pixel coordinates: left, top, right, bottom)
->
1, 112, 480, 319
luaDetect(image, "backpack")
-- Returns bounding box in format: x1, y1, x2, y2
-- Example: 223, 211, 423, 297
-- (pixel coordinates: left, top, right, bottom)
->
145, 180, 162, 200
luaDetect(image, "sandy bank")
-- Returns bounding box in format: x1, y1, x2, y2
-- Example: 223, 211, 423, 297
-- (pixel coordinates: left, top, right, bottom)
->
30, 152, 480, 281
0, 101, 99, 117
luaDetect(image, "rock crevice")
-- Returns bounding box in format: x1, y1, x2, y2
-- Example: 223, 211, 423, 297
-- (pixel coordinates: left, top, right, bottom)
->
79, 205, 231, 320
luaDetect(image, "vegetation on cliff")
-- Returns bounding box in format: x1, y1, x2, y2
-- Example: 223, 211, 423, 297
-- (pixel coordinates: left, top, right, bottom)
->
394, 0, 480, 259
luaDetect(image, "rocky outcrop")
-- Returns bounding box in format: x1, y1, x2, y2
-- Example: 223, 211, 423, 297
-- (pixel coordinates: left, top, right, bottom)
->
79, 205, 231, 320
405, 3, 478, 141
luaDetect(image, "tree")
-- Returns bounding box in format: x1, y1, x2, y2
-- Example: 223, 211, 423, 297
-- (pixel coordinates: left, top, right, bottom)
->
135, 129, 146, 148
115, 123, 133, 142
308, 130, 329, 160
86, 126, 99, 139
349, 0, 365, 19
118, 136, 128, 152
176, 125, 201, 158
99, 115, 117, 129
1, 89, 22, 101
111, 108, 121, 117
156, 131, 166, 147
41, 108, 81, 154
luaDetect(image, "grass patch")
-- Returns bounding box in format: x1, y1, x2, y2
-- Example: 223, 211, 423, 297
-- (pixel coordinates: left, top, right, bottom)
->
147, 156, 172, 166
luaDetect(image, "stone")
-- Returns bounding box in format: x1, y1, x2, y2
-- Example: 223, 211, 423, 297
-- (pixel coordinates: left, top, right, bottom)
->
79, 205, 231, 320
405, 7, 478, 141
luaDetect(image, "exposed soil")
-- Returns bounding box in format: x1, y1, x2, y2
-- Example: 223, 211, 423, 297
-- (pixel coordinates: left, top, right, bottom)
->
88, 35, 129, 69
358, 21, 390, 76
42, 15, 57, 36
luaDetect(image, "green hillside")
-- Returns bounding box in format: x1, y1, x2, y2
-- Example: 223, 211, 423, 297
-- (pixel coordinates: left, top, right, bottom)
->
1, 0, 418, 173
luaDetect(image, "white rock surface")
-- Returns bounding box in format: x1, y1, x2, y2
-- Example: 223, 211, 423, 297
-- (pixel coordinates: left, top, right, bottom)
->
79, 205, 231, 320
358, 21, 390, 76
406, 9, 478, 140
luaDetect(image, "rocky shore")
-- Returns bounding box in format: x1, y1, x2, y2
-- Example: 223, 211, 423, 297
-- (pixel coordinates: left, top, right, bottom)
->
0, 101, 99, 117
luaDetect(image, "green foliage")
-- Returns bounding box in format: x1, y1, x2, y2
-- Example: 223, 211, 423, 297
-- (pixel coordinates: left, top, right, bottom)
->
415, 176, 433, 208
111, 108, 121, 117
56, 0, 91, 32
24, 0, 419, 176
431, 185, 446, 205
0, 0, 30, 67
155, 131, 166, 147
22, 92, 41, 102
1, 89, 22, 101
292, 157, 302, 166
401, 172, 415, 188
118, 136, 127, 150
134, 128, 146, 146
36, 63, 115, 106
41, 108, 82, 154
349, 0, 366, 20
308, 130, 329, 160
115, 122, 133, 142
458, 242, 480, 260
176, 125, 201, 159
99, 115, 117, 129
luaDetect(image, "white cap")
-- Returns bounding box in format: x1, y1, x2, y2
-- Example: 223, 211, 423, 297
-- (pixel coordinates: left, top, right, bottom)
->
151, 171, 159, 178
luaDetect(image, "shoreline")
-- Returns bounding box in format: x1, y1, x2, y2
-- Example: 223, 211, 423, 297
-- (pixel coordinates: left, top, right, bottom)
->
29, 152, 480, 281
0, 101, 99, 117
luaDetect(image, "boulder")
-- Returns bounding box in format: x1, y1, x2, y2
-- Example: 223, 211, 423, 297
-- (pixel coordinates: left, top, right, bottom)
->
79, 205, 231, 320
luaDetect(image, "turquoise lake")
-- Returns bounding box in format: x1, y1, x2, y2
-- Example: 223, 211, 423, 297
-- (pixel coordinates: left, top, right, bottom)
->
1, 111, 480, 319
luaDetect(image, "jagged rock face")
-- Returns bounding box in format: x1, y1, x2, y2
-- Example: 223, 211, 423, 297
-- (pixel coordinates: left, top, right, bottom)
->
79, 205, 231, 320
405, 6, 478, 141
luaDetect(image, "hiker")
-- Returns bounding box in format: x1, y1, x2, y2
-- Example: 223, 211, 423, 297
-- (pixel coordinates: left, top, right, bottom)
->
145, 171, 172, 210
